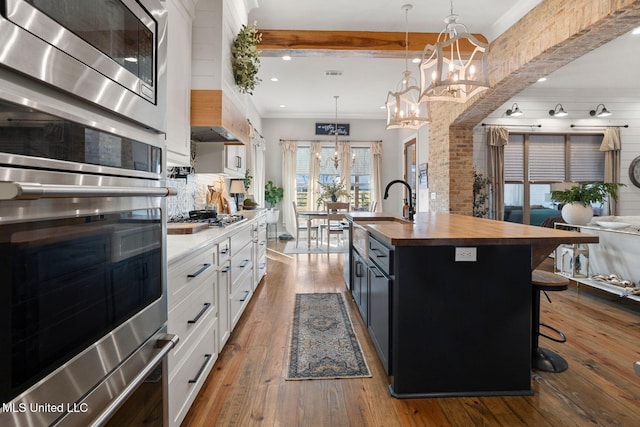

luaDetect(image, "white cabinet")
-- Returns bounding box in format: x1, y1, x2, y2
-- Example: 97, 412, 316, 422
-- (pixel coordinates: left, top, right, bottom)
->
229, 225, 253, 327
195, 143, 246, 177
217, 238, 231, 349
253, 216, 267, 289
225, 144, 246, 176
165, 0, 193, 166
165, 214, 267, 426
167, 244, 217, 427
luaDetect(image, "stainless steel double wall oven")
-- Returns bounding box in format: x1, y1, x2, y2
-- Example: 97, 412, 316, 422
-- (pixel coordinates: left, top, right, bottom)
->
0, 0, 175, 426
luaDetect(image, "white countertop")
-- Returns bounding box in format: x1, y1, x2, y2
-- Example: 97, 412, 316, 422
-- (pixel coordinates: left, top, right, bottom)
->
166, 209, 266, 265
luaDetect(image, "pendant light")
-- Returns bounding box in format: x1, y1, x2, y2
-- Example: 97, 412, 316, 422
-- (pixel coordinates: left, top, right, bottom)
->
385, 4, 429, 129
419, 0, 489, 103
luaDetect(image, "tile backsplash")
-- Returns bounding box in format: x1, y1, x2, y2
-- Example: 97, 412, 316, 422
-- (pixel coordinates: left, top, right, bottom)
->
166, 169, 234, 219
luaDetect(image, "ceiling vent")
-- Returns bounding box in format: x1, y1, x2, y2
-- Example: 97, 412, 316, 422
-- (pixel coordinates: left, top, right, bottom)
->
324, 70, 343, 77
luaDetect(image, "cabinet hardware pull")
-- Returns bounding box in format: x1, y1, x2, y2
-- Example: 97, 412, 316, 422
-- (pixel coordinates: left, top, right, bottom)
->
239, 259, 250, 268
221, 265, 230, 273
355, 261, 362, 277
220, 248, 229, 255
188, 302, 211, 324
187, 263, 211, 278
370, 266, 385, 278
188, 354, 212, 384
239, 290, 251, 302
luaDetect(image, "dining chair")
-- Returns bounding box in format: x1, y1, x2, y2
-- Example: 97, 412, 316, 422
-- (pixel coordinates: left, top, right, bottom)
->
292, 202, 319, 248
321, 202, 349, 253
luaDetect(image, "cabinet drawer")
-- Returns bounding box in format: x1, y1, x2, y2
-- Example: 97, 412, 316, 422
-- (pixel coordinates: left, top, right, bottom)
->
369, 235, 393, 275
168, 318, 217, 427
230, 272, 252, 328
168, 278, 215, 370
168, 246, 215, 307
218, 238, 231, 265
231, 242, 253, 287
231, 226, 253, 253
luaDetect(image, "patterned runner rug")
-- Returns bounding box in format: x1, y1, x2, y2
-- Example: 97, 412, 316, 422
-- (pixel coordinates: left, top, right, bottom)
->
286, 293, 371, 380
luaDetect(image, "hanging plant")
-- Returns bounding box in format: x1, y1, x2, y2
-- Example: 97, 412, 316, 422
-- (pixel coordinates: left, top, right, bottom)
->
232, 23, 262, 95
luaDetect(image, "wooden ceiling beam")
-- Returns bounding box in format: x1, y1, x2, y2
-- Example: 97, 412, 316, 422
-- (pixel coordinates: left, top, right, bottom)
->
257, 29, 488, 59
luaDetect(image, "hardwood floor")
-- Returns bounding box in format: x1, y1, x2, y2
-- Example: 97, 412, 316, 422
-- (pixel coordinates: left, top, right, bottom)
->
181, 240, 640, 426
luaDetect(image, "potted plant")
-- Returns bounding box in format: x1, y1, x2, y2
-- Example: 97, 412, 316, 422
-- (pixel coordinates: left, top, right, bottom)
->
316, 178, 350, 209
264, 180, 284, 223
551, 182, 624, 225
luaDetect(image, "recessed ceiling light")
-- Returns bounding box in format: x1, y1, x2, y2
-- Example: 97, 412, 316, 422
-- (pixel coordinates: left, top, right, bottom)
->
537, 77, 547, 82
411, 57, 420, 64
270, 77, 279, 82
279, 104, 286, 108
632, 26, 640, 35
282, 55, 291, 61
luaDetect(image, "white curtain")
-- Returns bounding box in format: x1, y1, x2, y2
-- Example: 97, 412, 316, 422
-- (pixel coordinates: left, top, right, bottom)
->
338, 142, 352, 193
251, 135, 266, 207
370, 142, 382, 211
282, 141, 298, 235
308, 142, 322, 210
487, 126, 509, 220
600, 127, 622, 215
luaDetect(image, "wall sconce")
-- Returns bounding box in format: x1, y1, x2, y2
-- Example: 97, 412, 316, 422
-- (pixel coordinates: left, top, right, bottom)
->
589, 104, 611, 117
505, 103, 523, 117
548, 104, 568, 117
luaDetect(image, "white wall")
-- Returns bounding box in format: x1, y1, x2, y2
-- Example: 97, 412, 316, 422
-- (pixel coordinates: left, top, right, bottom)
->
476, 88, 640, 215
260, 118, 406, 215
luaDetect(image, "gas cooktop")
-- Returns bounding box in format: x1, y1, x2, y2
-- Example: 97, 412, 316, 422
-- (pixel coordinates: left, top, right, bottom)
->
168, 213, 246, 228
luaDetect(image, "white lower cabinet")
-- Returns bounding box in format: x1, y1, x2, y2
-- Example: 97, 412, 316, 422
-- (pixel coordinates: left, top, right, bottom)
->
168, 318, 217, 426
167, 244, 217, 427
217, 258, 231, 349
167, 213, 267, 426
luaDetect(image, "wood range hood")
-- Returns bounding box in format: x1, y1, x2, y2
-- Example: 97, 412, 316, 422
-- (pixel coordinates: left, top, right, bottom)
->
190, 90, 250, 145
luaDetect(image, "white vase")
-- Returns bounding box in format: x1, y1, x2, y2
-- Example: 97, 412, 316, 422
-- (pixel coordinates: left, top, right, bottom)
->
266, 208, 280, 224
561, 203, 593, 225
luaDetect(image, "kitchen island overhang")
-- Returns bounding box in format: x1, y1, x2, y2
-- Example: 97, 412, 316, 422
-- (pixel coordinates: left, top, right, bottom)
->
346, 212, 598, 398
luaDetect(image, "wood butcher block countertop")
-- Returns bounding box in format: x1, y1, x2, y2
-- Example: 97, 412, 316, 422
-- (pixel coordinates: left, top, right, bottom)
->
347, 212, 599, 270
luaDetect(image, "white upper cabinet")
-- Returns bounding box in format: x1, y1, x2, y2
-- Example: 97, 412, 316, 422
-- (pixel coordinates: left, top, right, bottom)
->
165, 0, 194, 166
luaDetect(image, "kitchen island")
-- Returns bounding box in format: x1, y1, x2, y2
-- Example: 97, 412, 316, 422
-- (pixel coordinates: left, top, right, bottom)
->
346, 212, 599, 399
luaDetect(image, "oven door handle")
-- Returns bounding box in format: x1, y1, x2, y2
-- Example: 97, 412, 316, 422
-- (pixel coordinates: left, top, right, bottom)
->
0, 181, 177, 200
88, 334, 179, 427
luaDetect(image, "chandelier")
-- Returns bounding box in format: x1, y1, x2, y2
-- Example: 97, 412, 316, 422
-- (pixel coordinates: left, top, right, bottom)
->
419, 0, 489, 103
317, 96, 355, 169
385, 4, 429, 130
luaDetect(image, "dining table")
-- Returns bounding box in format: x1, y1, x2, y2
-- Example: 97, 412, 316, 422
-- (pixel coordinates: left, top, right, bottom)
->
296, 210, 328, 249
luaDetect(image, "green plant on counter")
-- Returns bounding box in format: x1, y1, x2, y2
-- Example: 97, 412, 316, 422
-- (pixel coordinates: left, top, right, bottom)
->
551, 182, 624, 206
232, 23, 262, 95
264, 181, 284, 208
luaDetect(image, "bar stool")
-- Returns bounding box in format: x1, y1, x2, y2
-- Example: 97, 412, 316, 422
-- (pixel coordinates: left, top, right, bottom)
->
531, 270, 570, 372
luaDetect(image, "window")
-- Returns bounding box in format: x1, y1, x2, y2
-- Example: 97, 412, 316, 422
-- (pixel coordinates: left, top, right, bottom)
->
295, 146, 310, 209
503, 133, 605, 225
351, 147, 371, 210
295, 144, 372, 211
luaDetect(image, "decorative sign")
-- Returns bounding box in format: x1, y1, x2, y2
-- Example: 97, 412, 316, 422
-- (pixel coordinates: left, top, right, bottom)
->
315, 123, 350, 136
